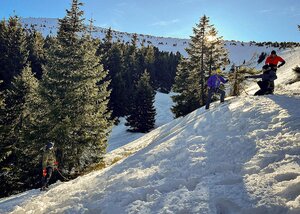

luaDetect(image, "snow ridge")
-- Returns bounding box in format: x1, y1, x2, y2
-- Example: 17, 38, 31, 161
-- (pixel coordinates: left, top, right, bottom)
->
21, 17, 277, 61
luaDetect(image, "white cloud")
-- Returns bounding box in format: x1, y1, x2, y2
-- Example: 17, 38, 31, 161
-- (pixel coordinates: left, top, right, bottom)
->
258, 9, 272, 13
151, 19, 180, 26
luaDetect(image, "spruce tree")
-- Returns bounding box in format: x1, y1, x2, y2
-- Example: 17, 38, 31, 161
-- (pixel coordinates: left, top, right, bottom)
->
121, 42, 138, 115
171, 59, 198, 117
0, 81, 4, 109
107, 44, 125, 118
0, 65, 40, 197
98, 29, 125, 118
206, 28, 228, 76
38, 0, 111, 173
172, 15, 228, 117
126, 71, 156, 133
26, 27, 45, 79
0, 16, 28, 90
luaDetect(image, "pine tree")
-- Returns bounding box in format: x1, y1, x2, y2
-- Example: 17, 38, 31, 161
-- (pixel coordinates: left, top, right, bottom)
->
26, 26, 45, 79
122, 42, 138, 115
98, 29, 125, 118
107, 44, 125, 118
0, 16, 28, 90
0, 65, 40, 197
0, 81, 4, 109
172, 15, 228, 117
126, 71, 156, 133
38, 0, 112, 174
206, 28, 228, 76
171, 59, 198, 117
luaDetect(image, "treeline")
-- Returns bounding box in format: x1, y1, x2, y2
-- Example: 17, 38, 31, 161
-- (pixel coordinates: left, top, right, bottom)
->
248, 41, 300, 48
0, 0, 180, 197
98, 29, 181, 118
254, 41, 300, 48
225, 41, 300, 49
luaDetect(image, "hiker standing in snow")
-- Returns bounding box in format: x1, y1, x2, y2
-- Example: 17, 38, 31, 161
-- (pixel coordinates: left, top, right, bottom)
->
206, 69, 228, 110
41, 142, 58, 190
245, 64, 277, 96
264, 50, 286, 92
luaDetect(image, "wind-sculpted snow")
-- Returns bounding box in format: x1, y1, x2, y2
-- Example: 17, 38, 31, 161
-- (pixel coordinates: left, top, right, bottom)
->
1, 93, 299, 214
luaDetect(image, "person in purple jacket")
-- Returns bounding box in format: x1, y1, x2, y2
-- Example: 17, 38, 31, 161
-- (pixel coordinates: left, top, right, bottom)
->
206, 69, 228, 109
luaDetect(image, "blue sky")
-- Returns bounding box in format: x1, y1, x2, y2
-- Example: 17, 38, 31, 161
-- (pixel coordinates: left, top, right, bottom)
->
0, 0, 299, 42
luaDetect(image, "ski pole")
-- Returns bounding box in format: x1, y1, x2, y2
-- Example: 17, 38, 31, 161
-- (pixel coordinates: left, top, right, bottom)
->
241, 86, 249, 95
55, 168, 70, 181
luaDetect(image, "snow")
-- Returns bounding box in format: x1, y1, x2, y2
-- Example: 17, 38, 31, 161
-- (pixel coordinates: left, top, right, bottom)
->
1, 94, 299, 213
0, 47, 299, 213
107, 92, 174, 152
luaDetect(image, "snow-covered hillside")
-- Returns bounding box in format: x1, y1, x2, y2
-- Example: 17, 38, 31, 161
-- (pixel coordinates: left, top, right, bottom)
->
0, 48, 299, 214
21, 18, 280, 62
21, 17, 190, 56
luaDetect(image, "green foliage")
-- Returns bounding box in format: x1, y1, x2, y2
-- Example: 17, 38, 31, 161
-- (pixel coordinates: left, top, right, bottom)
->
126, 71, 156, 133
0, 80, 4, 109
97, 31, 181, 118
0, 16, 28, 90
26, 27, 45, 79
0, 65, 41, 197
37, 0, 112, 174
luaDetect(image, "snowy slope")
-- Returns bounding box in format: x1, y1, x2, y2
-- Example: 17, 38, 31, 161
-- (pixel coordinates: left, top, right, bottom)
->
20, 18, 280, 61
20, 17, 190, 56
0, 49, 299, 214
1, 91, 299, 213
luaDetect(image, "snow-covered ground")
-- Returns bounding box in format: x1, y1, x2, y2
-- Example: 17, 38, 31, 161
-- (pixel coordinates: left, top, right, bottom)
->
0, 46, 299, 213
107, 92, 174, 152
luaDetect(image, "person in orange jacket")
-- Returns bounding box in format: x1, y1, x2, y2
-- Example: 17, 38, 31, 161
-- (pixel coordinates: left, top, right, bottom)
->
264, 50, 285, 92
265, 50, 285, 69
40, 142, 58, 190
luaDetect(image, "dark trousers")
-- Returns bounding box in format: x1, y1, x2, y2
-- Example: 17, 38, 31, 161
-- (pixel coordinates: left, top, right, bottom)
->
255, 80, 274, 96
41, 167, 53, 188
206, 88, 225, 109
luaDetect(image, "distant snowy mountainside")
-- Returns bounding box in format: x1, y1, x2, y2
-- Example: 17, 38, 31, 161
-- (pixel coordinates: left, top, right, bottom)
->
21, 18, 280, 63
21, 17, 189, 56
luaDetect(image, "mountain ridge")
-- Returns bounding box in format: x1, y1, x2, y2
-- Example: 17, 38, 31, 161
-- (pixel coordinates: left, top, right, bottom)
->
20, 17, 294, 63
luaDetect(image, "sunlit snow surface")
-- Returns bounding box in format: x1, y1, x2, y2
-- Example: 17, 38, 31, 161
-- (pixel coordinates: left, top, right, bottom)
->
1, 91, 299, 213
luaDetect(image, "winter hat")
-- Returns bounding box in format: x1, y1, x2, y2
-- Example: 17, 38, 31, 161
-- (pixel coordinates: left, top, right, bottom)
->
215, 68, 222, 74
271, 50, 276, 55
46, 141, 54, 150
262, 64, 270, 70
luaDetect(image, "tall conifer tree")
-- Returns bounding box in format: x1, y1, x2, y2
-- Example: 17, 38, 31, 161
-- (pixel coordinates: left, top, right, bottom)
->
0, 65, 40, 197
38, 0, 111, 173
172, 15, 228, 117
126, 71, 156, 133
26, 27, 45, 79
0, 16, 28, 90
